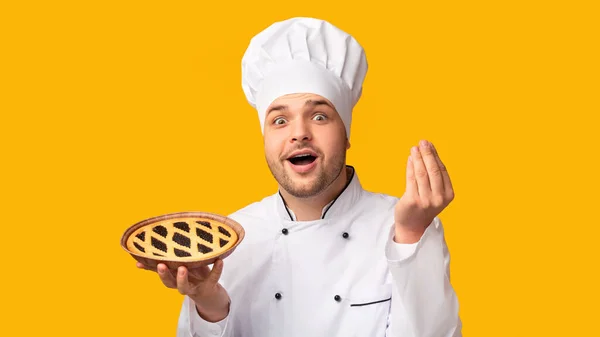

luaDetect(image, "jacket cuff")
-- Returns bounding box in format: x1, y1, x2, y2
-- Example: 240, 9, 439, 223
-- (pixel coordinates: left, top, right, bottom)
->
385, 217, 440, 264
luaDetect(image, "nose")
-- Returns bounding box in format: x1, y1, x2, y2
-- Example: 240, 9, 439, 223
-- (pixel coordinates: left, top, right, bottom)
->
289, 119, 312, 143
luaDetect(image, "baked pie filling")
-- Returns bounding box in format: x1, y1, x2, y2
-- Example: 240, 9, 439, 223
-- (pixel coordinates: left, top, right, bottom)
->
126, 217, 238, 261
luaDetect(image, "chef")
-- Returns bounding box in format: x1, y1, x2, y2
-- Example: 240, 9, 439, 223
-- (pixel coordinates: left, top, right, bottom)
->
137, 17, 462, 336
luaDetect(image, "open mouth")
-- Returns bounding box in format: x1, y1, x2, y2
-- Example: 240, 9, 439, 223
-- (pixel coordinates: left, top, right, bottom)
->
288, 153, 317, 166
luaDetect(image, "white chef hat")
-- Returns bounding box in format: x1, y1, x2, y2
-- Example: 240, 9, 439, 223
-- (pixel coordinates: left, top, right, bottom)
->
241, 17, 368, 137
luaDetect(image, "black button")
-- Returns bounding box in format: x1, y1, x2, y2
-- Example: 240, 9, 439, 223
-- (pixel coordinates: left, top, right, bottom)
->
342, 232, 349, 239
275, 292, 282, 300
282, 228, 289, 235
334, 295, 341, 302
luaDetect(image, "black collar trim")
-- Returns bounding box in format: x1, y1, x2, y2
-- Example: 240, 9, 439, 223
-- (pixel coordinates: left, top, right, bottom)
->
279, 165, 356, 221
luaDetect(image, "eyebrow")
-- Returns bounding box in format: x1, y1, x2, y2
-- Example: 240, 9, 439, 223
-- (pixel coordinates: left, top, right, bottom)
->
266, 99, 333, 116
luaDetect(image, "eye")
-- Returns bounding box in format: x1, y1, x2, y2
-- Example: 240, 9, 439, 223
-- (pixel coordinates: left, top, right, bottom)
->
273, 117, 287, 125
313, 113, 327, 121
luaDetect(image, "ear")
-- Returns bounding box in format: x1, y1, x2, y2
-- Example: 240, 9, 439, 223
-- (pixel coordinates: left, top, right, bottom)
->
346, 138, 351, 150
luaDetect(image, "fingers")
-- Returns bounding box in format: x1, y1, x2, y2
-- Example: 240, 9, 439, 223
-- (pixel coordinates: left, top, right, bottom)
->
177, 260, 223, 295
176, 266, 192, 295
431, 143, 454, 200
411, 145, 431, 199
157, 263, 177, 288
418, 140, 444, 197
187, 265, 210, 280
405, 154, 418, 197
136, 260, 224, 295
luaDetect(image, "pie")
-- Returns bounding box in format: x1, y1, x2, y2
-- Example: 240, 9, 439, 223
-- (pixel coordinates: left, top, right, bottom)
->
122, 212, 243, 266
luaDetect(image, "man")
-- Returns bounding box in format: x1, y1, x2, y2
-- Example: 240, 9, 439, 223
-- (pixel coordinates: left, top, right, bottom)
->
137, 17, 462, 336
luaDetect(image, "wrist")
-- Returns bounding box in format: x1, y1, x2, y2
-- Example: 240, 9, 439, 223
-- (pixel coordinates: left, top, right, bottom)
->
393, 223, 426, 244
195, 303, 229, 322
192, 298, 230, 323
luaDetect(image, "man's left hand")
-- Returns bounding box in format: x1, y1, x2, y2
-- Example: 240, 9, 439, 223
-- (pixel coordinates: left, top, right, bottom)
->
394, 140, 454, 244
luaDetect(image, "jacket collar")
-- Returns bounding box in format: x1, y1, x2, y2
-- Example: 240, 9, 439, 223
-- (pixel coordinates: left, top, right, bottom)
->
275, 165, 363, 222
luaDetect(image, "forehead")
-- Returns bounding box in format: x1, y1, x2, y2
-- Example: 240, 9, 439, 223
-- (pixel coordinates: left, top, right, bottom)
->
269, 93, 335, 108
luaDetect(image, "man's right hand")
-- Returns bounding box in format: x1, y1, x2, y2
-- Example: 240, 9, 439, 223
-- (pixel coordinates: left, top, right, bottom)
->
137, 259, 230, 322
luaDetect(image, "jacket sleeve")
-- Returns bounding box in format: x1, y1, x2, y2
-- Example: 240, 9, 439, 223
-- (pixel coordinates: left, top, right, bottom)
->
176, 295, 235, 337
385, 217, 462, 337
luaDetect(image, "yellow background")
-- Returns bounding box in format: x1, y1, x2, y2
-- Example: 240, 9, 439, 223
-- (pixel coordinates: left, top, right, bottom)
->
1, 0, 598, 336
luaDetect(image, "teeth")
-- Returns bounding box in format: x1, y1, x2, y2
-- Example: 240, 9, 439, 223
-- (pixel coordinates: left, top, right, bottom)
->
293, 154, 311, 159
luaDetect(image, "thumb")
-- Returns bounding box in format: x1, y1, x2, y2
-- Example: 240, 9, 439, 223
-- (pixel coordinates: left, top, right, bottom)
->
208, 258, 224, 284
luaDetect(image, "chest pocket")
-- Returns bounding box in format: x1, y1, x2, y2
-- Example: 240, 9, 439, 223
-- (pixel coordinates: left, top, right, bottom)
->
339, 284, 393, 337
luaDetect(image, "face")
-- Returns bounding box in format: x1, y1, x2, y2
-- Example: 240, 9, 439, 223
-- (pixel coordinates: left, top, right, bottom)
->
263, 93, 350, 198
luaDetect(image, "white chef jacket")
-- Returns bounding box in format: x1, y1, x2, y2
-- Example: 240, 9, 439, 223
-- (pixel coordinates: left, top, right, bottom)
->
176, 167, 462, 337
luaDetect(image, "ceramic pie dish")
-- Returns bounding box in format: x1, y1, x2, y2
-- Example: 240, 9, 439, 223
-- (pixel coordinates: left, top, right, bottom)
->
121, 211, 244, 270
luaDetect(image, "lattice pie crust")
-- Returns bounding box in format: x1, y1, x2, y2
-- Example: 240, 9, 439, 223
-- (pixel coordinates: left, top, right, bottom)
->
126, 216, 238, 261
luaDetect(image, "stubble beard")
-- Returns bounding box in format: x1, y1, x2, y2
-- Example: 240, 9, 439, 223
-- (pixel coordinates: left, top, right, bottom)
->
266, 147, 346, 199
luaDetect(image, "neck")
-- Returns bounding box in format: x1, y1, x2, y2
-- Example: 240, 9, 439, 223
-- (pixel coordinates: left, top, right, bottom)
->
280, 166, 352, 221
